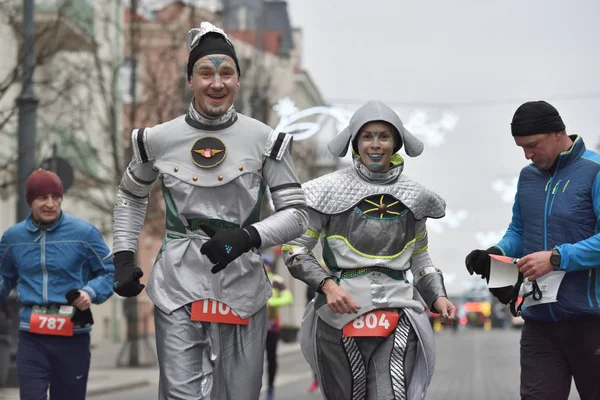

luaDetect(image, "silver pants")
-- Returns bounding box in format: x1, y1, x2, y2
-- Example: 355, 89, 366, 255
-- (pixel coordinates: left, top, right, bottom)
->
155, 304, 267, 400
312, 312, 418, 400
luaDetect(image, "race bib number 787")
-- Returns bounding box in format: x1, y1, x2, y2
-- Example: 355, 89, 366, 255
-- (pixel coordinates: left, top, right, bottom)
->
343, 310, 399, 337
29, 305, 74, 337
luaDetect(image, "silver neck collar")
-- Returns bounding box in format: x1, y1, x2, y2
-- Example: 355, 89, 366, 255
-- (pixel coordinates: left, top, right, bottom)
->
353, 157, 403, 184
188, 100, 237, 127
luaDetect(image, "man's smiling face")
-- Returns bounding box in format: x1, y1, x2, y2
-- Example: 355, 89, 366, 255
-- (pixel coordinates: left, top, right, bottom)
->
189, 54, 240, 116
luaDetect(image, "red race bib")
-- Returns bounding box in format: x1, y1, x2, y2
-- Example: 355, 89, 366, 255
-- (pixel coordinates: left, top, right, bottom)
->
29, 306, 74, 337
342, 310, 399, 337
191, 300, 249, 325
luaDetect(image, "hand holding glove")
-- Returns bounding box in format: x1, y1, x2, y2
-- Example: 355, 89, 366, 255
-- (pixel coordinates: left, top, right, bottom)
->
490, 285, 520, 305
199, 225, 261, 273
465, 247, 521, 305
66, 289, 94, 326
113, 251, 145, 297
465, 247, 502, 280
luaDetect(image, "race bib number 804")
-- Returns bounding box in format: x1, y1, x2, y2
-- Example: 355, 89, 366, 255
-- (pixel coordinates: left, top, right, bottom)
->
342, 310, 399, 337
191, 300, 250, 325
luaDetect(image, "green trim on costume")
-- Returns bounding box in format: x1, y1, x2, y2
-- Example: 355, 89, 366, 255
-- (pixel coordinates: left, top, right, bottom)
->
242, 180, 266, 227
413, 245, 428, 254
390, 153, 404, 165
325, 231, 426, 260
154, 233, 180, 263
322, 239, 339, 273
187, 217, 238, 231
305, 229, 321, 239
161, 182, 187, 234
340, 266, 406, 281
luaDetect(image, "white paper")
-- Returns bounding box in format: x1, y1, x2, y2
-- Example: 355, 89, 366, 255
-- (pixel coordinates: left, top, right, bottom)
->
522, 271, 566, 307
488, 255, 520, 288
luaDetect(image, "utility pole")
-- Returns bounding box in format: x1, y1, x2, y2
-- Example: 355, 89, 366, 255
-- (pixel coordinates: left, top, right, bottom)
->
116, 0, 155, 369
111, 0, 123, 345
5, 0, 40, 388
17, 0, 39, 222
118, 0, 141, 367
126, 0, 140, 367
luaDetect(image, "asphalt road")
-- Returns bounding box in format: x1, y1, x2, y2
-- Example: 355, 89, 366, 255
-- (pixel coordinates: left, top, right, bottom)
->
91, 327, 581, 400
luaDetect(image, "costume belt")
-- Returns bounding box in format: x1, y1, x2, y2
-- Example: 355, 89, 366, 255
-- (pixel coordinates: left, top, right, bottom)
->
186, 217, 239, 232
340, 266, 407, 282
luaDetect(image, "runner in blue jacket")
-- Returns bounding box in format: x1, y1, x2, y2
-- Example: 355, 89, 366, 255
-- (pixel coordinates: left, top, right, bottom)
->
0, 169, 114, 399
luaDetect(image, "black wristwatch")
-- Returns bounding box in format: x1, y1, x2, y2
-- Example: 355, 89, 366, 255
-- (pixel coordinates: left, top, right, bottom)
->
317, 277, 332, 294
550, 248, 561, 268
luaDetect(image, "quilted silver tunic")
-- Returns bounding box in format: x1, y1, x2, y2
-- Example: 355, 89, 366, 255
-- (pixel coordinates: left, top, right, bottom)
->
283, 158, 448, 330
113, 111, 308, 318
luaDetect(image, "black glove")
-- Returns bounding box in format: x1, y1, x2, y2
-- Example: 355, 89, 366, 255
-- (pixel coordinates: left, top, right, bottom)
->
465, 247, 502, 280
113, 251, 145, 297
490, 285, 519, 305
65, 289, 94, 326
199, 225, 261, 273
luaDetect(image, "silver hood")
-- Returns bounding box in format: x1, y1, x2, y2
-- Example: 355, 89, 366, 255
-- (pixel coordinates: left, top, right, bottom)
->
327, 100, 424, 158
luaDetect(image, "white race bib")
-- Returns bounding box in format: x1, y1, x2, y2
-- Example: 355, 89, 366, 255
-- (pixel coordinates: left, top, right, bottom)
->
522, 270, 566, 307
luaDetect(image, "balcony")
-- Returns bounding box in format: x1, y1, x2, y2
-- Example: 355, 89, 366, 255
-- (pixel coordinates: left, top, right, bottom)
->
12, 0, 95, 53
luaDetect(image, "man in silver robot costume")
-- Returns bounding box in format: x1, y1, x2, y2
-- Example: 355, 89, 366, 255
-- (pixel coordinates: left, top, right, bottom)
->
283, 100, 457, 400
111, 22, 308, 400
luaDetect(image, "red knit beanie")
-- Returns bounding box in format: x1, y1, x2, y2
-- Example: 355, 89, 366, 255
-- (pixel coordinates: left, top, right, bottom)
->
26, 169, 64, 205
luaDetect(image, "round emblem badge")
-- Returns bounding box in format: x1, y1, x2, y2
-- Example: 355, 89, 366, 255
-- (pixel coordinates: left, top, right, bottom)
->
191, 136, 226, 168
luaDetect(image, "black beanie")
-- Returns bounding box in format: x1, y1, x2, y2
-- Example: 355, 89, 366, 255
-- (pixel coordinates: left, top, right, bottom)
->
187, 32, 241, 80
511, 100, 565, 137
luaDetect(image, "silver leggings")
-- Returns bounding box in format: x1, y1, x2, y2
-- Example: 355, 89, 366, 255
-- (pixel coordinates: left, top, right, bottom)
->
154, 304, 267, 400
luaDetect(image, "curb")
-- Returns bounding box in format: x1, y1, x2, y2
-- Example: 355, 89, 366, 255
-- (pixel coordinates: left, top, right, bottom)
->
87, 379, 150, 397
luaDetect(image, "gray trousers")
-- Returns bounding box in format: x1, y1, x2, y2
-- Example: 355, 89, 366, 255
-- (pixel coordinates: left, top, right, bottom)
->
314, 312, 418, 400
154, 304, 267, 400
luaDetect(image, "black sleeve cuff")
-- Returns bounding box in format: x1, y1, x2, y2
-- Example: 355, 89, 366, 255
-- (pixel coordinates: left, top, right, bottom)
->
244, 226, 262, 249
113, 251, 135, 266
487, 246, 502, 256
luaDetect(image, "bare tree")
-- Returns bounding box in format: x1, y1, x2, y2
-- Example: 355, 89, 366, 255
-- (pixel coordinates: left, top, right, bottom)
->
0, 0, 197, 236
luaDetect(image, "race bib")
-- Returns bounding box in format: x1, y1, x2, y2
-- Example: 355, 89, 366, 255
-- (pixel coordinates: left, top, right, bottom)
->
29, 305, 74, 337
342, 310, 399, 337
522, 271, 566, 307
190, 300, 249, 325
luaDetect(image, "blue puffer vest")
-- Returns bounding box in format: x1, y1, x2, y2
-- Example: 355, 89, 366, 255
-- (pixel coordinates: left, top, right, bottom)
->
498, 136, 600, 321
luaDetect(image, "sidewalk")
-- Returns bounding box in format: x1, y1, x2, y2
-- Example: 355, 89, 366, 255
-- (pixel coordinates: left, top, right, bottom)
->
0, 337, 302, 399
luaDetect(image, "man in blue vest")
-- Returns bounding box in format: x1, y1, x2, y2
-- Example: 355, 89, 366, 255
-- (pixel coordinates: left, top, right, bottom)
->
465, 101, 600, 400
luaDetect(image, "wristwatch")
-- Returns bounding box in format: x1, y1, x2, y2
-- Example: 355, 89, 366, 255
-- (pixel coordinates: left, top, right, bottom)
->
550, 248, 561, 268
317, 277, 332, 293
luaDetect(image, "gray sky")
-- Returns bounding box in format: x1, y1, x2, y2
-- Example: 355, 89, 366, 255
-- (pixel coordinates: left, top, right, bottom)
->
286, 0, 600, 295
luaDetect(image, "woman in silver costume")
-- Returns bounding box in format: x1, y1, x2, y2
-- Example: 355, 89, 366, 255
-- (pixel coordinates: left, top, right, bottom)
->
283, 100, 457, 400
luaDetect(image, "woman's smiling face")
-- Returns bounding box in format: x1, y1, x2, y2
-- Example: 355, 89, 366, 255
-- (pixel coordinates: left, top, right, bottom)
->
356, 121, 397, 172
